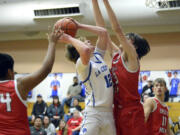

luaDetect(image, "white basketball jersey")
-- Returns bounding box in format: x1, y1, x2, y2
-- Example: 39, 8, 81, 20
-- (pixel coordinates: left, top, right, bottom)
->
76, 48, 113, 108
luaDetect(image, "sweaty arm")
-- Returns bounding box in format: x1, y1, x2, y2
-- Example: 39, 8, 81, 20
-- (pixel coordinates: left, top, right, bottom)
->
143, 98, 155, 122
92, 0, 119, 56
103, 0, 138, 70
17, 29, 62, 100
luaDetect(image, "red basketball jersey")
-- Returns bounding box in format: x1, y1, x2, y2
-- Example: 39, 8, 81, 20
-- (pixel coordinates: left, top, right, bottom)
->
146, 98, 169, 135
111, 53, 141, 106
0, 80, 30, 135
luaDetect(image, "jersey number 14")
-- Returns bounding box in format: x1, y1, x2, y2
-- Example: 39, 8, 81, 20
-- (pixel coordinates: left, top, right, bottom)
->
0, 93, 12, 112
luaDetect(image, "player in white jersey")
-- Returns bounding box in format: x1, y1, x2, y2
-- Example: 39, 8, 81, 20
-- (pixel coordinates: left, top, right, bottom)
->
58, 19, 116, 135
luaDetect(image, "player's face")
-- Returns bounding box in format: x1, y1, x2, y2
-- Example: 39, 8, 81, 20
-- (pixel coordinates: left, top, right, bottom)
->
84, 40, 92, 47
153, 82, 165, 96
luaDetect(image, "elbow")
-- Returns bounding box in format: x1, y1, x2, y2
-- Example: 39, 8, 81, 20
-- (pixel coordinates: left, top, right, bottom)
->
99, 28, 108, 38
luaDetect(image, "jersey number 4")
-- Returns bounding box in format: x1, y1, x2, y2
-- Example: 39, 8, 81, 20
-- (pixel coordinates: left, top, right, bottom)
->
104, 74, 113, 88
0, 93, 12, 112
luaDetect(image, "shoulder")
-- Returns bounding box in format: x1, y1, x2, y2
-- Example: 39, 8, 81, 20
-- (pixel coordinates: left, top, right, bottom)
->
76, 58, 90, 72
144, 97, 156, 109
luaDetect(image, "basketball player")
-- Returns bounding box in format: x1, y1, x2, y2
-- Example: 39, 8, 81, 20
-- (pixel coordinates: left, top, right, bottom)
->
0, 28, 62, 135
93, 0, 150, 134
143, 78, 174, 135
58, 20, 116, 135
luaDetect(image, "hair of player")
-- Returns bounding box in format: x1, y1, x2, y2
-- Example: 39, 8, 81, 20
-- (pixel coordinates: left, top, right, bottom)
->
65, 44, 80, 63
0, 53, 14, 79
153, 78, 166, 87
65, 36, 87, 63
126, 33, 150, 59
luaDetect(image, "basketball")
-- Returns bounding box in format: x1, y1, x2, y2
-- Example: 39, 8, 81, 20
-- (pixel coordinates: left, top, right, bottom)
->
54, 18, 78, 37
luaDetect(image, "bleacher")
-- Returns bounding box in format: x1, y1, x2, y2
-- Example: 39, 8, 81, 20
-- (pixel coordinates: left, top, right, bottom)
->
27, 101, 85, 116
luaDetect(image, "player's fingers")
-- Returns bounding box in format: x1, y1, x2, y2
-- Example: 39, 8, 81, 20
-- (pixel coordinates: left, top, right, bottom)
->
48, 25, 52, 34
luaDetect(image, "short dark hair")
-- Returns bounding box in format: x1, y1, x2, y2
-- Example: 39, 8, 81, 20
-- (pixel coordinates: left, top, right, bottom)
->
35, 115, 43, 121
0, 53, 14, 79
126, 33, 150, 59
65, 44, 80, 63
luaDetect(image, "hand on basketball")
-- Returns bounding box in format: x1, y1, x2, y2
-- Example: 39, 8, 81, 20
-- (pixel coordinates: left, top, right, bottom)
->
47, 26, 64, 44
58, 32, 72, 44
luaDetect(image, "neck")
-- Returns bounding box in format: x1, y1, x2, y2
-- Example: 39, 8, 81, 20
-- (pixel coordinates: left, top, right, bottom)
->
34, 126, 40, 130
155, 95, 164, 102
44, 123, 49, 128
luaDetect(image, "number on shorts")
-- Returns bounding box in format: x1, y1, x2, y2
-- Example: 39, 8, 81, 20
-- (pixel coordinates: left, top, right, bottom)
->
0, 93, 12, 112
104, 74, 113, 88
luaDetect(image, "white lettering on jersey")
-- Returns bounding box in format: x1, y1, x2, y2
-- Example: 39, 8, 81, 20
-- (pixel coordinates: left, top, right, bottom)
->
0, 93, 12, 112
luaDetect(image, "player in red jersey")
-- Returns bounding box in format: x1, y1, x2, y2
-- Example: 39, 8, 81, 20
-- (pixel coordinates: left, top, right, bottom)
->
92, 0, 150, 134
144, 78, 174, 135
0, 28, 62, 135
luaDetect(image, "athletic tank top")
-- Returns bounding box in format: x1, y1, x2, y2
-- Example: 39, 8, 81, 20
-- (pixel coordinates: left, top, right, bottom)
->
146, 98, 169, 135
0, 80, 30, 135
111, 53, 141, 107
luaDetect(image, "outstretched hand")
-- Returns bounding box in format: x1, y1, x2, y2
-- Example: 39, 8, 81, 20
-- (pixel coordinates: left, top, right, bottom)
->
47, 26, 64, 44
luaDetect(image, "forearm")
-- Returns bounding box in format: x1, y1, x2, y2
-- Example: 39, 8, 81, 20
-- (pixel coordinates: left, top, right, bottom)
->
40, 43, 56, 77
92, 0, 105, 27
78, 24, 107, 37
103, 0, 122, 33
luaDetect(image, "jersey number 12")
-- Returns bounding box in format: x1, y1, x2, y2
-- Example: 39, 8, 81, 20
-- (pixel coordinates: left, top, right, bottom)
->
104, 74, 113, 88
0, 93, 12, 112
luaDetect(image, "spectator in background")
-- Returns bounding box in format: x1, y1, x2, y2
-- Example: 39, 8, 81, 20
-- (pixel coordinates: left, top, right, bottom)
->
64, 98, 82, 122
31, 94, 47, 123
43, 115, 56, 135
67, 110, 82, 135
57, 120, 68, 135
61, 76, 84, 108
50, 73, 60, 97
30, 116, 47, 135
141, 78, 154, 97
142, 93, 150, 103
47, 96, 64, 128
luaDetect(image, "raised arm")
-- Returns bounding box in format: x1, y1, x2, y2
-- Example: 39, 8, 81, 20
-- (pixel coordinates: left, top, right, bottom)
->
17, 28, 62, 100
58, 32, 94, 65
103, 0, 138, 62
92, 0, 119, 55
143, 98, 154, 122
